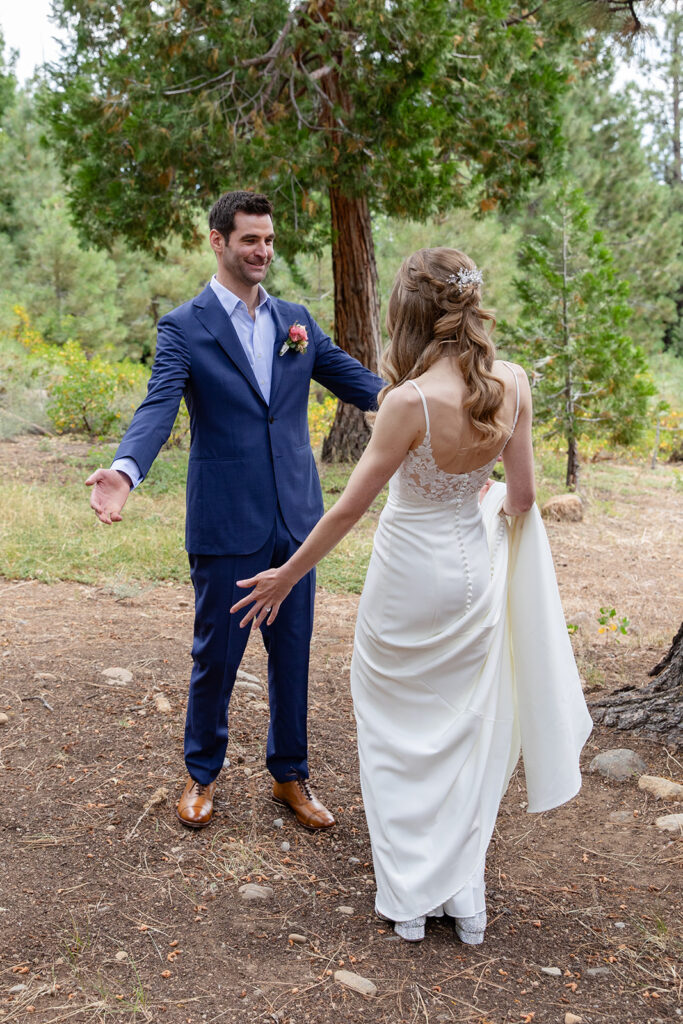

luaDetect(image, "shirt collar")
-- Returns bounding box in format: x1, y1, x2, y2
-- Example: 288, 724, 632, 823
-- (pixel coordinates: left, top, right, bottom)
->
210, 275, 271, 315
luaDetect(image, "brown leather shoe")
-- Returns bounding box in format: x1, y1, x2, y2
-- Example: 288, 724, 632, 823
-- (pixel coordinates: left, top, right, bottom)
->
176, 777, 217, 828
272, 778, 335, 830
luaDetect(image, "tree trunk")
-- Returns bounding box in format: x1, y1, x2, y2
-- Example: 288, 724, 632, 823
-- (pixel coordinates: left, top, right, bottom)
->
321, 186, 383, 462
566, 435, 580, 490
590, 622, 683, 748
560, 203, 579, 492
315, 45, 383, 463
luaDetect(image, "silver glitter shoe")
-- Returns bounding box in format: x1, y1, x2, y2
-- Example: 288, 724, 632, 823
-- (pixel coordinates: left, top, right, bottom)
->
394, 916, 426, 942
455, 910, 486, 945
375, 906, 426, 943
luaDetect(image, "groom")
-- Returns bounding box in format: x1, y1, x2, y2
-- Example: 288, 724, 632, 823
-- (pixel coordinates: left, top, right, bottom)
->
88, 190, 383, 830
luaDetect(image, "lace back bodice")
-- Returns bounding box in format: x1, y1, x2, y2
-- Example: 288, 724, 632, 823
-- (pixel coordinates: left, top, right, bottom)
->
392, 367, 520, 506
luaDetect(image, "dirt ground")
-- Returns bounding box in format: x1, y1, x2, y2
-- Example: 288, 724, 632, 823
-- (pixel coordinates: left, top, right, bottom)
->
0, 447, 682, 1024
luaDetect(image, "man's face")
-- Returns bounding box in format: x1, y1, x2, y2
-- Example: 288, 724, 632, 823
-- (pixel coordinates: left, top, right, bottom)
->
211, 211, 275, 289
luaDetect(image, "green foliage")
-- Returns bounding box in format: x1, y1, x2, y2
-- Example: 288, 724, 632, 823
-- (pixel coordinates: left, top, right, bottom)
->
14, 305, 149, 436
500, 180, 656, 483
45, 342, 147, 436
0, 31, 16, 118
598, 606, 629, 636
0, 88, 213, 362
273, 205, 523, 346
633, 3, 683, 189
42, 1, 575, 259
556, 44, 683, 354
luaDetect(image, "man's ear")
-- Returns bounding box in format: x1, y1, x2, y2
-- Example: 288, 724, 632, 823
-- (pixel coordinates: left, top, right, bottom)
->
209, 228, 226, 255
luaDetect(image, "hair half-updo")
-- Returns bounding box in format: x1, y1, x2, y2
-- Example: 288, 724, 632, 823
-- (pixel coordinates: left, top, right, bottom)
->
380, 247, 506, 446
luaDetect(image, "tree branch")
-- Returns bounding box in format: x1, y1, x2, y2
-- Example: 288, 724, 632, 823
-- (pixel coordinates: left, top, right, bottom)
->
505, 4, 543, 27
163, 1, 308, 97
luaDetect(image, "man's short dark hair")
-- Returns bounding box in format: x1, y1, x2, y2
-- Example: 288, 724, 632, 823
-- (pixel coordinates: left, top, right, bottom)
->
209, 191, 273, 239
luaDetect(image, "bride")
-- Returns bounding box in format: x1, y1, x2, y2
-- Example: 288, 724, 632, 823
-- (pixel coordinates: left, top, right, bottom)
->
231, 247, 591, 945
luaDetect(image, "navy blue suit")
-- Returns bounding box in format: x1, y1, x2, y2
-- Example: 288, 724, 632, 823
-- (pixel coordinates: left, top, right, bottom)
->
115, 283, 383, 783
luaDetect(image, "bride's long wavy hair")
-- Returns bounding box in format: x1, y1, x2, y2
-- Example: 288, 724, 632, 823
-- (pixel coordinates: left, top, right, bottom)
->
380, 247, 506, 446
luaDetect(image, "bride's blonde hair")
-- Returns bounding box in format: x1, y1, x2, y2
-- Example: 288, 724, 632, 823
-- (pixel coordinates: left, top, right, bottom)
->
380, 247, 506, 445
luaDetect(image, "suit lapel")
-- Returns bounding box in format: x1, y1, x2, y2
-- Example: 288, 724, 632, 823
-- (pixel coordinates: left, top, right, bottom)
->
193, 284, 265, 404
268, 299, 294, 407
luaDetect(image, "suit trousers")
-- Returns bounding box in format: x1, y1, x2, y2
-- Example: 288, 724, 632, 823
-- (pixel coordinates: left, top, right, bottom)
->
185, 506, 315, 785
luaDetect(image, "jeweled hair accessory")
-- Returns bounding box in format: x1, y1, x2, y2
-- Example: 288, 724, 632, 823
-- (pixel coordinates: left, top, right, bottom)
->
446, 266, 483, 292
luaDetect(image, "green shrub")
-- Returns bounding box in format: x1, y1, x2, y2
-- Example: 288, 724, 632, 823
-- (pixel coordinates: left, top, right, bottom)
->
44, 340, 147, 436
13, 304, 149, 437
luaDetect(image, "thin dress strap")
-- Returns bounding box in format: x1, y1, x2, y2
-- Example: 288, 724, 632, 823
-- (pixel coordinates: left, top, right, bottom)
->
407, 379, 430, 436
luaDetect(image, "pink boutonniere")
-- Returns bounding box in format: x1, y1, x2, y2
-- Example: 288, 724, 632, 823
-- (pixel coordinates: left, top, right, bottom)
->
279, 322, 308, 356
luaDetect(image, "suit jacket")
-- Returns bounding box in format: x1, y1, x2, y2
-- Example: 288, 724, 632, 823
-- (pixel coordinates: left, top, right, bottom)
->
114, 283, 384, 555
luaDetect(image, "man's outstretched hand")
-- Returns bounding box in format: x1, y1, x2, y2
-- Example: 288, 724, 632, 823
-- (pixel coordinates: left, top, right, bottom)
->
86, 468, 131, 524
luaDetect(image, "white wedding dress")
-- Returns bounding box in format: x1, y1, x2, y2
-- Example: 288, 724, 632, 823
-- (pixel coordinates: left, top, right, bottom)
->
350, 373, 592, 942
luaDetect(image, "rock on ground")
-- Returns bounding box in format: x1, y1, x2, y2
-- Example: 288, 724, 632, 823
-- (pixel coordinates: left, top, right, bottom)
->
334, 970, 377, 997
0, 713, 8, 726
102, 667, 133, 684
567, 611, 593, 633
153, 694, 172, 714
238, 883, 273, 901
233, 680, 264, 695
608, 810, 634, 823
638, 775, 683, 800
589, 749, 647, 781
655, 813, 683, 833
236, 669, 261, 684
541, 494, 583, 521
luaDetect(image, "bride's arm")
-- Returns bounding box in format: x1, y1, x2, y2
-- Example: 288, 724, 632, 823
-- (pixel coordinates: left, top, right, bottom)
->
500, 368, 535, 516
230, 386, 422, 628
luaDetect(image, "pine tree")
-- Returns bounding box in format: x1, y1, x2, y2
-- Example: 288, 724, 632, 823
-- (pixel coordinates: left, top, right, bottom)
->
0, 32, 16, 118
558, 43, 683, 353
636, 0, 683, 355
501, 180, 655, 489
0, 88, 213, 359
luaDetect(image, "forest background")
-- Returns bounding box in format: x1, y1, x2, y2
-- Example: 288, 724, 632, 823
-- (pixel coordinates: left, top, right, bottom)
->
0, 0, 682, 585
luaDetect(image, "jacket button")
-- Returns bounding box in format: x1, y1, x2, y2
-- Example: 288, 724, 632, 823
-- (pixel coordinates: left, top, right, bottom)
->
269, 416, 274, 423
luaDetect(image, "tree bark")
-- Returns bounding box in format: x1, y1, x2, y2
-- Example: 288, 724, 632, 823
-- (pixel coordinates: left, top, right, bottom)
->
320, 188, 382, 462
560, 203, 579, 492
566, 435, 580, 490
590, 622, 683, 748
314, 38, 383, 463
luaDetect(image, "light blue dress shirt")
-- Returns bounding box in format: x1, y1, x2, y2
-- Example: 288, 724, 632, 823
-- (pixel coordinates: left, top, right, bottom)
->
112, 276, 277, 489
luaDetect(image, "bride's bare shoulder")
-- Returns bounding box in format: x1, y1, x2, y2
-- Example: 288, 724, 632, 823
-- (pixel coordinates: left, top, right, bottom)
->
379, 381, 423, 412
493, 360, 532, 415
375, 382, 425, 435
493, 358, 527, 381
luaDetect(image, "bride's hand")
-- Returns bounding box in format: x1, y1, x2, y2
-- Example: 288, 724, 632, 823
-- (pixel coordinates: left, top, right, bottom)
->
478, 477, 495, 503
230, 567, 294, 628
